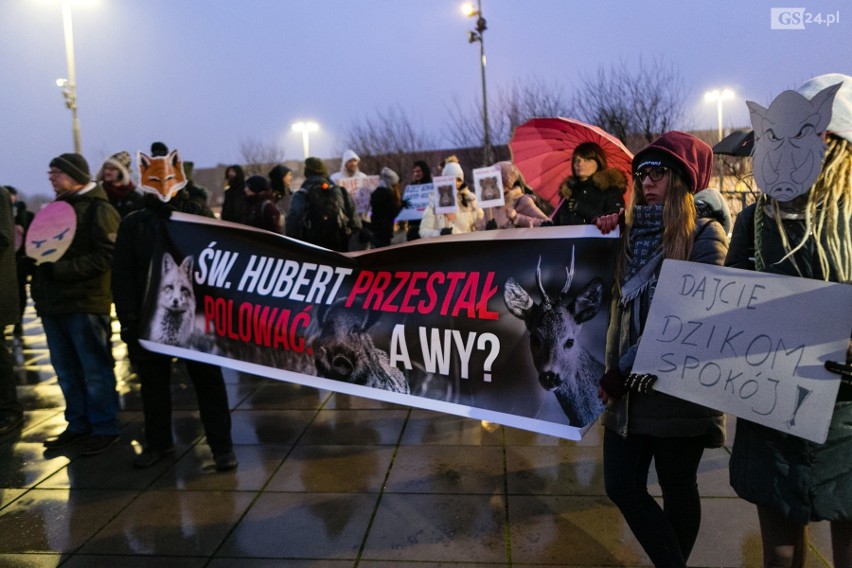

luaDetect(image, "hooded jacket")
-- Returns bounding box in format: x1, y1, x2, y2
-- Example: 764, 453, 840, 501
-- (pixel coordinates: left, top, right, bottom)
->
552, 167, 627, 226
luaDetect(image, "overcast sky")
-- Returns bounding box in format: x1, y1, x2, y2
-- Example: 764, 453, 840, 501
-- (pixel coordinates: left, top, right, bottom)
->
1, 0, 849, 199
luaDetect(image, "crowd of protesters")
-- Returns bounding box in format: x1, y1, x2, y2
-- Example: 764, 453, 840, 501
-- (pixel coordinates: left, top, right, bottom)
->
2, 72, 851, 567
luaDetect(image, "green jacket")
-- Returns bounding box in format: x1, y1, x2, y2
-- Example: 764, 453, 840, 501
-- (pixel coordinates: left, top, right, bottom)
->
31, 184, 120, 316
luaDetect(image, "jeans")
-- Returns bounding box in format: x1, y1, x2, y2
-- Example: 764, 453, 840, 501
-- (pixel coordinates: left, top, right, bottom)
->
42, 313, 119, 436
603, 428, 705, 568
134, 349, 233, 456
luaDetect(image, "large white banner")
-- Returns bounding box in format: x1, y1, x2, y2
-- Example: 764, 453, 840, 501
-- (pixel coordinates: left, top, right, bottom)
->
633, 260, 852, 443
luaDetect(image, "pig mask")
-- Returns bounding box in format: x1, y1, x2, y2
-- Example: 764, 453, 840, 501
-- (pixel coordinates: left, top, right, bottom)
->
748, 82, 841, 202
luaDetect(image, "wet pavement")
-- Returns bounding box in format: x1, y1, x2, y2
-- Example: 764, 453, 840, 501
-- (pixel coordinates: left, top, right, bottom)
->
0, 299, 837, 567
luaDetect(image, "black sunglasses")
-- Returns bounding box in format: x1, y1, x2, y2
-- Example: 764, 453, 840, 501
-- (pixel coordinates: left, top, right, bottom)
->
633, 166, 670, 184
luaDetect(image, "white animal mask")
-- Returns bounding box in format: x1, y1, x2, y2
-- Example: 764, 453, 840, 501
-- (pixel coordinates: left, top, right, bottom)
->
748, 83, 841, 202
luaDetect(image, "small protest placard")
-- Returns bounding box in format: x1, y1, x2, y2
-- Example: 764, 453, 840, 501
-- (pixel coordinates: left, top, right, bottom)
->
473, 165, 505, 209
632, 260, 852, 444
337, 175, 381, 215
26, 201, 77, 265
432, 176, 458, 215
397, 183, 433, 222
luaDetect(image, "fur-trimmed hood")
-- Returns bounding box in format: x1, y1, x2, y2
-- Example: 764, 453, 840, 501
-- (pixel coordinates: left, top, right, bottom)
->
563, 167, 627, 197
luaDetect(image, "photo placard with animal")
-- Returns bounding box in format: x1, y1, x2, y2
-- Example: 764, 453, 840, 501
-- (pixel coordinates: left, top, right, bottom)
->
138, 215, 618, 440
473, 165, 505, 208
432, 175, 458, 214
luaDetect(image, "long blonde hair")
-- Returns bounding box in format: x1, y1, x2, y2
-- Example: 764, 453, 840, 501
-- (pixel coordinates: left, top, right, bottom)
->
766, 135, 852, 282
625, 171, 697, 260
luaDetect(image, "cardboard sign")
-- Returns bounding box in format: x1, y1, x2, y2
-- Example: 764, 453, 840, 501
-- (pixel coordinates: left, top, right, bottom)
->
397, 183, 433, 222
432, 176, 457, 215
473, 165, 505, 209
337, 175, 381, 215
632, 260, 852, 443
25, 201, 77, 264
139, 215, 619, 440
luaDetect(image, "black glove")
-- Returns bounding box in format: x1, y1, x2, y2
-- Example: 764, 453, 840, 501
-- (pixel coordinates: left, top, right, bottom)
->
440, 227, 453, 236
37, 262, 55, 280
156, 204, 173, 220
401, 198, 412, 209
120, 320, 139, 346
625, 373, 657, 394
600, 369, 627, 399
539, 220, 554, 227
485, 219, 498, 231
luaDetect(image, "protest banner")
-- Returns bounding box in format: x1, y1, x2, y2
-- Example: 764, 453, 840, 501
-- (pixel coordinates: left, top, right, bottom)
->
397, 183, 433, 222
138, 214, 619, 440
632, 260, 852, 443
473, 165, 505, 209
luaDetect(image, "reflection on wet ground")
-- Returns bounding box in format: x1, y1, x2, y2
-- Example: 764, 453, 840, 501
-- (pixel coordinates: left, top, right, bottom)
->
0, 300, 834, 567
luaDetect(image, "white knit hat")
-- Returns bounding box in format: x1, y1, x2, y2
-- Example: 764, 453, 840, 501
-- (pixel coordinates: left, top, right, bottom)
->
442, 161, 464, 181
797, 73, 852, 144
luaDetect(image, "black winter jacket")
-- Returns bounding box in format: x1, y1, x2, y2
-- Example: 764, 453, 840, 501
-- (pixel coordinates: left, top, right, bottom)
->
552, 168, 627, 226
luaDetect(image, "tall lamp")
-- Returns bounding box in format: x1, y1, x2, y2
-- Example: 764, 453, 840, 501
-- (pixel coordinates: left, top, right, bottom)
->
704, 88, 735, 190
462, 1, 493, 166
292, 121, 319, 160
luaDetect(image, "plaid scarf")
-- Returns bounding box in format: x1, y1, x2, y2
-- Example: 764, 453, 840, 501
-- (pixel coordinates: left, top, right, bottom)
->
623, 203, 664, 284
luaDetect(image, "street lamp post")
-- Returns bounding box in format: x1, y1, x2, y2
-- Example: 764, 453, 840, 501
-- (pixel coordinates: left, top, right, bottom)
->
704, 88, 735, 190
58, 0, 81, 153
292, 121, 319, 160
462, 1, 492, 166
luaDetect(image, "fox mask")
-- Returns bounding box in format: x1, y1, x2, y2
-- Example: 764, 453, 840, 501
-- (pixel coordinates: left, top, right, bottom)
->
138, 149, 188, 202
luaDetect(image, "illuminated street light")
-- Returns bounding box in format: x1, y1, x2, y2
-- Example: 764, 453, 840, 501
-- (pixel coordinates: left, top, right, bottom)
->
462, 0, 492, 165
704, 88, 735, 142
57, 0, 81, 153
704, 88, 735, 189
291, 121, 319, 160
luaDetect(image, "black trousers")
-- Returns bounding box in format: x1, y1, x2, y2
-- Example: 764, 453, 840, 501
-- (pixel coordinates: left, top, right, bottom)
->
603, 428, 705, 568
135, 350, 233, 456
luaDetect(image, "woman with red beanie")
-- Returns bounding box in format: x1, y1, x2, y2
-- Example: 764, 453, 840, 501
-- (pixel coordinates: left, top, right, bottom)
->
596, 131, 730, 567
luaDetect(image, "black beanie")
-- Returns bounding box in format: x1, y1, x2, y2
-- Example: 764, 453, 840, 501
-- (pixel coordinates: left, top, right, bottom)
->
633, 149, 680, 174
151, 141, 169, 157
49, 153, 91, 184
245, 175, 270, 194
304, 157, 328, 178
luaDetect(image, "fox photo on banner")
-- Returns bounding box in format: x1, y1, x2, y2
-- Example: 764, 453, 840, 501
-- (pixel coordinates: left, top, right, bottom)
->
138, 214, 618, 440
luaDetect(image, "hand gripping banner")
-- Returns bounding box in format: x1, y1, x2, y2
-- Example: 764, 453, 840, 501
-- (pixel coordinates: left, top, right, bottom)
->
138, 213, 619, 440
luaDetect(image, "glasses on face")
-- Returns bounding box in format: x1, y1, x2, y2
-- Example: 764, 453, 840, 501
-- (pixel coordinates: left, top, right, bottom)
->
633, 166, 669, 184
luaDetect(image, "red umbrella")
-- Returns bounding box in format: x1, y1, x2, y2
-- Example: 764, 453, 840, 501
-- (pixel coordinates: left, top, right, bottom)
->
509, 117, 634, 209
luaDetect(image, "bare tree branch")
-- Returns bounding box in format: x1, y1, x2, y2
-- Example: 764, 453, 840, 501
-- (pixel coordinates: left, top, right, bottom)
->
238, 138, 286, 176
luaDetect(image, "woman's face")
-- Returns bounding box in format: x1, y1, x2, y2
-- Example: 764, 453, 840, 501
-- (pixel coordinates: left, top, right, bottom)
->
283, 171, 293, 187
572, 155, 598, 180
226, 168, 236, 180
636, 166, 671, 205
412, 166, 424, 182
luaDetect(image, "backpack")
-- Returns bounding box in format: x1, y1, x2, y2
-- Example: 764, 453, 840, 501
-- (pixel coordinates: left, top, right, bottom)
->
303, 179, 352, 250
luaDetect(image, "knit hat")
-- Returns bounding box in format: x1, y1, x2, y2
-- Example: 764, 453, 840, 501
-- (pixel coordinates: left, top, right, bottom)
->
49, 153, 91, 184
797, 73, 852, 144
380, 166, 399, 187
98, 151, 132, 183
442, 161, 464, 182
497, 161, 521, 189
150, 141, 169, 157
304, 157, 328, 178
245, 175, 270, 194
631, 131, 713, 193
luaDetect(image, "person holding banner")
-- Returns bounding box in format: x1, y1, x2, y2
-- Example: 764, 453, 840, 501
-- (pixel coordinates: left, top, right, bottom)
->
552, 142, 627, 227
419, 157, 483, 238
725, 74, 852, 568
112, 152, 238, 472
369, 167, 403, 248
595, 131, 729, 567
486, 161, 551, 229
404, 160, 432, 241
